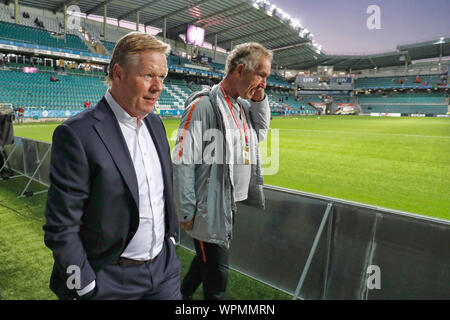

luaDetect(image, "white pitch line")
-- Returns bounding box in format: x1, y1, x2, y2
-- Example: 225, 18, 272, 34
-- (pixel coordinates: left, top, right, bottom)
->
277, 128, 450, 139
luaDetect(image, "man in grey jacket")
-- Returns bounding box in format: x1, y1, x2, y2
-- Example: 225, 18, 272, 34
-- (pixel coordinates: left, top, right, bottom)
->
173, 42, 272, 300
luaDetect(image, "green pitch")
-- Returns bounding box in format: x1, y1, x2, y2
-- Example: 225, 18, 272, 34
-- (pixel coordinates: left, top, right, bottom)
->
2, 115, 448, 300
0, 178, 289, 299
13, 115, 450, 220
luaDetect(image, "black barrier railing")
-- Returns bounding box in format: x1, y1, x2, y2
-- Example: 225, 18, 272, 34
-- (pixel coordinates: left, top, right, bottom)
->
2, 137, 450, 299
179, 186, 450, 300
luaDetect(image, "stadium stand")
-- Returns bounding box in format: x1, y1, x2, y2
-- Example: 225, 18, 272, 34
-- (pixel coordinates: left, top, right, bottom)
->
0, 69, 107, 109
0, 5, 64, 34
357, 91, 448, 114
101, 40, 116, 53
209, 62, 225, 71
354, 74, 445, 89
0, 1, 446, 118
7, 62, 54, 72
267, 74, 290, 87
0, 61, 308, 116
267, 89, 318, 114
0, 20, 90, 53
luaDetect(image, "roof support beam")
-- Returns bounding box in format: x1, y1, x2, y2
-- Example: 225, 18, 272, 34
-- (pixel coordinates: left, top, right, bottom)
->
166, 2, 246, 35
333, 58, 353, 66
348, 58, 364, 68
215, 23, 286, 46
272, 42, 310, 53
368, 56, 377, 68
259, 32, 303, 47
282, 59, 321, 68
398, 50, 411, 64
201, 4, 252, 29
86, 0, 116, 15
144, 0, 213, 27
117, 0, 164, 21
53, 0, 79, 13
136, 10, 139, 31
274, 49, 310, 62
210, 16, 273, 42
103, 3, 107, 40
14, 0, 19, 24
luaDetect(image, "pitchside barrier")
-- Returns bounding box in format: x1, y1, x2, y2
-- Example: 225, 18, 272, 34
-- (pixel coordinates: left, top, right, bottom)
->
0, 136, 51, 197
19, 108, 304, 119
17, 108, 185, 119
2, 137, 449, 299
180, 188, 450, 300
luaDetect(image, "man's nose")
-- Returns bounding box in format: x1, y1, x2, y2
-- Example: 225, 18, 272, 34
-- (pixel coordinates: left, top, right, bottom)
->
259, 77, 267, 89
150, 77, 164, 91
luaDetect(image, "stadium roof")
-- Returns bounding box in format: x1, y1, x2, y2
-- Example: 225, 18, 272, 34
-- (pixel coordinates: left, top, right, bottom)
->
14, 0, 450, 72
290, 37, 450, 71
17, 0, 324, 68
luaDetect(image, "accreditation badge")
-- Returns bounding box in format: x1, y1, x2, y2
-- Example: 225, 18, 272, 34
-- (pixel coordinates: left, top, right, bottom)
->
243, 143, 250, 165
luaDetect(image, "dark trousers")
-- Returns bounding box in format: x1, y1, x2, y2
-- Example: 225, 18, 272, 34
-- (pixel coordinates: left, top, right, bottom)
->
85, 238, 181, 300
181, 239, 229, 300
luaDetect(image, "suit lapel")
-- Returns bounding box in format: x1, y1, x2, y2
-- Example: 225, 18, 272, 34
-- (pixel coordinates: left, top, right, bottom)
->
144, 116, 162, 154
93, 99, 139, 208
144, 115, 171, 188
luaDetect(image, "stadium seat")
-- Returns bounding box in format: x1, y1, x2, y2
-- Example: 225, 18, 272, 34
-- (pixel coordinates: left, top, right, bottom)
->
0, 20, 91, 53
357, 92, 447, 114
0, 69, 107, 110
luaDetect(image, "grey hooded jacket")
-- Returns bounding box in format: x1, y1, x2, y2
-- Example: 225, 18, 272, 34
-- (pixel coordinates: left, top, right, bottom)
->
173, 84, 270, 248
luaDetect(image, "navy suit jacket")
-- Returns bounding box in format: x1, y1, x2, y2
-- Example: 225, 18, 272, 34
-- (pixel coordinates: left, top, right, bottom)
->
43, 97, 178, 299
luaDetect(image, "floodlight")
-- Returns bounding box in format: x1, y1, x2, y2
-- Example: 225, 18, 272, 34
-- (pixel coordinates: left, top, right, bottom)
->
186, 25, 205, 46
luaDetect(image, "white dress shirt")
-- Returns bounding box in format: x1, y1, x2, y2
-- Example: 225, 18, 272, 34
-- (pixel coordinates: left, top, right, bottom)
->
105, 89, 166, 261
77, 91, 167, 297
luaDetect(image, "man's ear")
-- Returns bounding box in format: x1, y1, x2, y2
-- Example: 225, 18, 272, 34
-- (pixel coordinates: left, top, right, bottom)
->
113, 63, 122, 81
235, 64, 245, 77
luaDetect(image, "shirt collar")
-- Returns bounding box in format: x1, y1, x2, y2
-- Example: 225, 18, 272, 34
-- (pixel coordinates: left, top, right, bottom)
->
218, 86, 240, 113
105, 89, 143, 129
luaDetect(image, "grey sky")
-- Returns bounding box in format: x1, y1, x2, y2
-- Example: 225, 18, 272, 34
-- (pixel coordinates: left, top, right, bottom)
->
270, 0, 450, 54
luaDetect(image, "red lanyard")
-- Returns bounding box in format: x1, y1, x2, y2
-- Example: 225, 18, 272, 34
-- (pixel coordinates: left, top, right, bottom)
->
219, 84, 249, 144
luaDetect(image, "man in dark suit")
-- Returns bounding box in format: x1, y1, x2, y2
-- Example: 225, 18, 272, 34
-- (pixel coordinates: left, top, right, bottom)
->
43, 32, 181, 300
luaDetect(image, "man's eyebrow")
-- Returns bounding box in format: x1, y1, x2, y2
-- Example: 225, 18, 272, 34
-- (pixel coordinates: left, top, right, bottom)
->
141, 69, 167, 76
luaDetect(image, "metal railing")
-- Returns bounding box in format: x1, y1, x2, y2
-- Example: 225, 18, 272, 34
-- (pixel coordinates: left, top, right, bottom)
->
179, 186, 450, 299
1, 136, 51, 197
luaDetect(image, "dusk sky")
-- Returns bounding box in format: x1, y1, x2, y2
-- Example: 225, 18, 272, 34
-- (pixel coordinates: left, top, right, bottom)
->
270, 0, 450, 55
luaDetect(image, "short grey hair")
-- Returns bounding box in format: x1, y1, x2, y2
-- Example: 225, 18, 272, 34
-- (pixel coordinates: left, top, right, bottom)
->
225, 42, 273, 75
